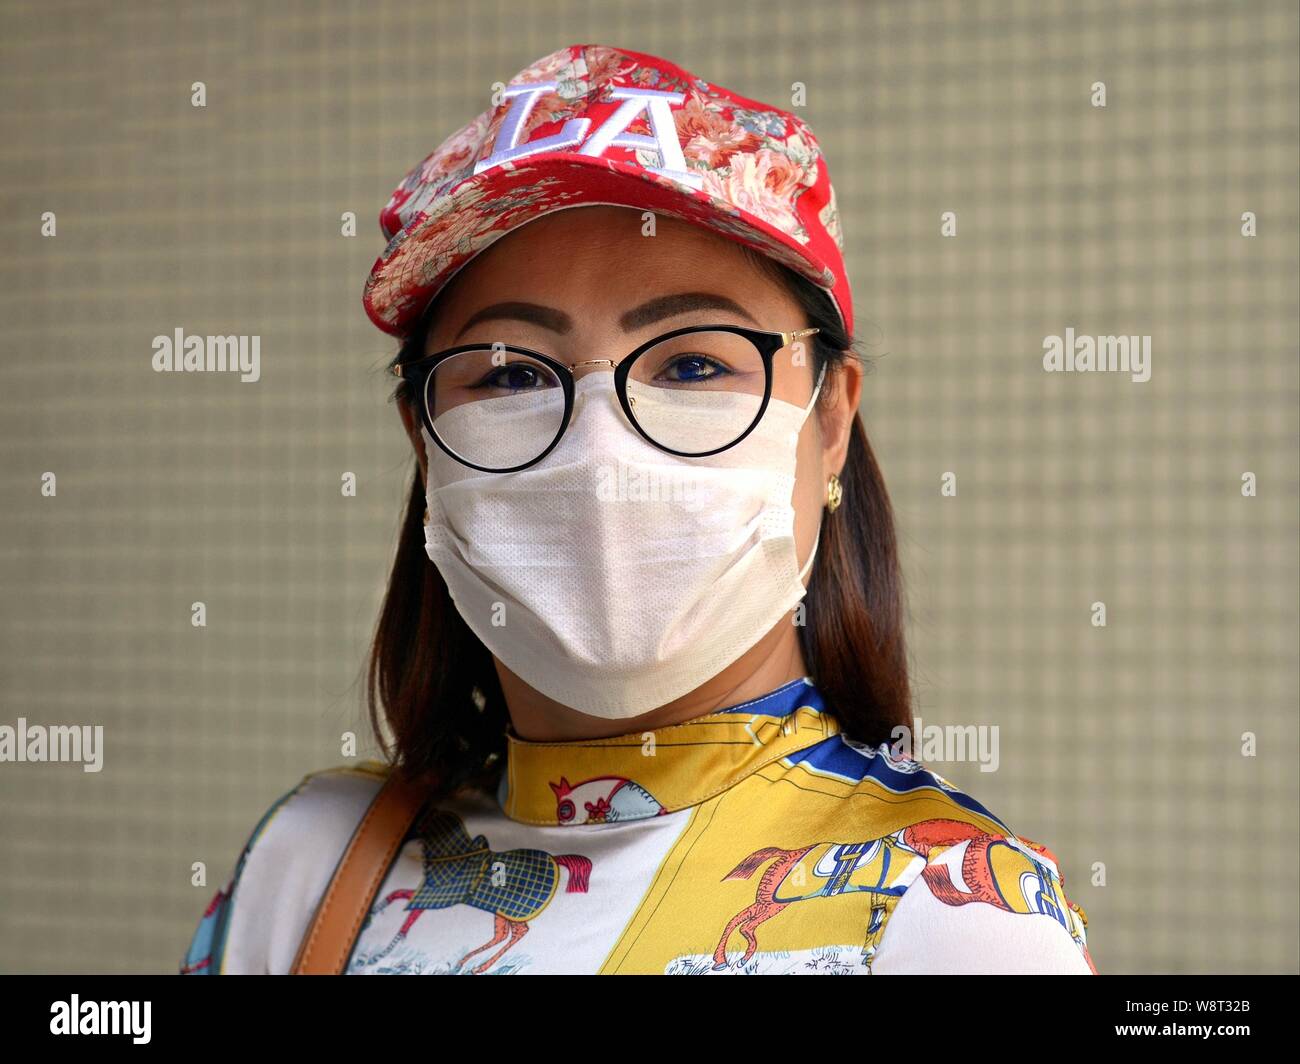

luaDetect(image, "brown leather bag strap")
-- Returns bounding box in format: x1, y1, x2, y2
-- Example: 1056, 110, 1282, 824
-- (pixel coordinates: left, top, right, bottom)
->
290, 770, 430, 975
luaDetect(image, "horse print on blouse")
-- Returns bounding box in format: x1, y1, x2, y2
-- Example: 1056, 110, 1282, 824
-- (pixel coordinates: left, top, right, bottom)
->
549, 774, 666, 824
711, 818, 1091, 972
353, 807, 592, 974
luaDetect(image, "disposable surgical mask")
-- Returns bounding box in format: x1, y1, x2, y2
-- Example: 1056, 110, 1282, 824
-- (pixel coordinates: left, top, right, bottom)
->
422, 368, 823, 719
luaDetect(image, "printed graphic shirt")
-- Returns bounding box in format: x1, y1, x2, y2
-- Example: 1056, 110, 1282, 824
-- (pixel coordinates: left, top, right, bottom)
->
182, 677, 1096, 975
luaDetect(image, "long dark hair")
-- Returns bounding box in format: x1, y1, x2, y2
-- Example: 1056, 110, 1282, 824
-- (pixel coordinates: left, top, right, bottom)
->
367, 247, 912, 798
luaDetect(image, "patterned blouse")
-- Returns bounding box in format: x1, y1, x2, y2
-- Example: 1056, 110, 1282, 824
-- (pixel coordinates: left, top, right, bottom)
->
181, 676, 1095, 975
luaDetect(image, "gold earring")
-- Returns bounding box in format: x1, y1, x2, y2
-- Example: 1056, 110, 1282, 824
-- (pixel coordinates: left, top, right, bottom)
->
423, 507, 430, 526
826, 473, 843, 513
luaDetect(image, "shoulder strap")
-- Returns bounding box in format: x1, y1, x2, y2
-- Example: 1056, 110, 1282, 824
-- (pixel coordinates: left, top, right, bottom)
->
290, 770, 431, 975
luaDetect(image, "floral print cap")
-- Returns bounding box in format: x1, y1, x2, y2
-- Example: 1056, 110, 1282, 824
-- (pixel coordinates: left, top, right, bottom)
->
362, 43, 853, 339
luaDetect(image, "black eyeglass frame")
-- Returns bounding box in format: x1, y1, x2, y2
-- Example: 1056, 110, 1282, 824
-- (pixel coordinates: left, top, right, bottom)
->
393, 323, 822, 474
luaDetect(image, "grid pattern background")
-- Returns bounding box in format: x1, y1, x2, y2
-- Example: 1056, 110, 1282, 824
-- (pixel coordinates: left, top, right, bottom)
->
0, 0, 1296, 974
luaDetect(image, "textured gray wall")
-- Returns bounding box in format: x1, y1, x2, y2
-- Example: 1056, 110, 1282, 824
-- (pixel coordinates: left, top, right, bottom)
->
0, 0, 1296, 974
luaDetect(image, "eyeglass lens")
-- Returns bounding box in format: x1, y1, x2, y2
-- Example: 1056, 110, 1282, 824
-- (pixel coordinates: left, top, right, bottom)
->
426, 330, 770, 470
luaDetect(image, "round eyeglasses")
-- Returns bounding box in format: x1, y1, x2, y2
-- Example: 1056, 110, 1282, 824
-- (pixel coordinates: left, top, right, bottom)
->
394, 323, 823, 473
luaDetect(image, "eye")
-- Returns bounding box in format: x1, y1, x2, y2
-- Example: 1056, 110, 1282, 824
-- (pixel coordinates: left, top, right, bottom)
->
654, 353, 733, 384
475, 361, 554, 391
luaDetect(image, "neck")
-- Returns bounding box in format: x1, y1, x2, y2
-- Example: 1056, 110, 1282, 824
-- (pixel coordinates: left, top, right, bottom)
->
496, 610, 810, 741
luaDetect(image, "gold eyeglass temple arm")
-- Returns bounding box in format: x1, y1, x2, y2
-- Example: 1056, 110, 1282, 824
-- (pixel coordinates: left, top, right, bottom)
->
781, 327, 820, 346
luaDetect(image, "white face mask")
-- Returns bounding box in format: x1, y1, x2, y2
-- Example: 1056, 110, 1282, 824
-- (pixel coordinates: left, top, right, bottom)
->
422, 367, 824, 719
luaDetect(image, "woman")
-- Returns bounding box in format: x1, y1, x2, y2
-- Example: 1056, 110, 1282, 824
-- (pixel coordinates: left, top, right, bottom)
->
181, 43, 1095, 975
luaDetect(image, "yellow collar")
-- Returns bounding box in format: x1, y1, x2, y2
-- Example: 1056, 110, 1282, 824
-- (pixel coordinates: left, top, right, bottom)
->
497, 677, 839, 825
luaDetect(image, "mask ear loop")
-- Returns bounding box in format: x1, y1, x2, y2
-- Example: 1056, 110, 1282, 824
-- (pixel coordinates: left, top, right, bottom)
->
798, 527, 821, 583
799, 360, 828, 422
792, 358, 828, 584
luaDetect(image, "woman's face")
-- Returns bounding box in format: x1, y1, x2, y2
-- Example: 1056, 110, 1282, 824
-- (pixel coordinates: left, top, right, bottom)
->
398, 204, 861, 721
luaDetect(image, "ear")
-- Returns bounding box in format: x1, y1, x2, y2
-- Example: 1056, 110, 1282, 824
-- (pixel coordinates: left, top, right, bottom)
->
397, 397, 429, 485
820, 354, 863, 476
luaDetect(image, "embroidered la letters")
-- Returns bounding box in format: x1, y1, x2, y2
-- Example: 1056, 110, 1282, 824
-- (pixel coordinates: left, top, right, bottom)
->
473, 81, 703, 188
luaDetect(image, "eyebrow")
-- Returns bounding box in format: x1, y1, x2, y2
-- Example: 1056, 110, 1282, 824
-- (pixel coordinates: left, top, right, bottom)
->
452, 292, 761, 341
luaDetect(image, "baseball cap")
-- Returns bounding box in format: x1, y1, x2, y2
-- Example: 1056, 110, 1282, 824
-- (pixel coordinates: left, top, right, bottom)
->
362, 43, 853, 341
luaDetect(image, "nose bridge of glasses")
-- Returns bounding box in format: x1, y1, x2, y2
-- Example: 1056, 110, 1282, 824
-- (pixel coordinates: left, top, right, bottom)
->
569, 358, 619, 372
566, 359, 623, 431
